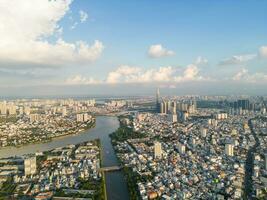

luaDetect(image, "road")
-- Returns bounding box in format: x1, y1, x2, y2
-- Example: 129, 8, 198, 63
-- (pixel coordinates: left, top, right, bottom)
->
244, 117, 260, 199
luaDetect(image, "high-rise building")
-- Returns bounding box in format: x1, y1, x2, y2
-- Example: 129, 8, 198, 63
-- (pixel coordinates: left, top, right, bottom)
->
0, 101, 7, 115
30, 114, 40, 123
24, 157, 37, 176
77, 113, 91, 122
8, 105, 16, 115
156, 88, 161, 113
171, 101, 177, 114
168, 114, 178, 123
237, 99, 250, 110
178, 142, 186, 154
225, 143, 234, 156
154, 142, 162, 159
62, 106, 67, 117
160, 101, 168, 114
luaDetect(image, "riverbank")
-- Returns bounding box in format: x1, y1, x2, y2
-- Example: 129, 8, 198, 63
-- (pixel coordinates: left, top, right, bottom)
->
99, 139, 107, 200
0, 116, 130, 200
109, 117, 146, 200
0, 139, 104, 199
0, 120, 96, 150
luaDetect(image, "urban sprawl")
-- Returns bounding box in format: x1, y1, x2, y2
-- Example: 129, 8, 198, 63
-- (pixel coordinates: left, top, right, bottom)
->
0, 91, 266, 200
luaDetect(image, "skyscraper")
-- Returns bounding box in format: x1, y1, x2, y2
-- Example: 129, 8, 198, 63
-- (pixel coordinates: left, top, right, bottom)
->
156, 88, 161, 113
237, 99, 250, 110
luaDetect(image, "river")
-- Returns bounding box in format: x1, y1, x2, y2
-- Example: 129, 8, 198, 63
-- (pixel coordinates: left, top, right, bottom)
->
0, 116, 130, 200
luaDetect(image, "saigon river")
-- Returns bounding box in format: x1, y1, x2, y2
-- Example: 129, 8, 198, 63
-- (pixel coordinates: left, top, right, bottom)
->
0, 116, 130, 200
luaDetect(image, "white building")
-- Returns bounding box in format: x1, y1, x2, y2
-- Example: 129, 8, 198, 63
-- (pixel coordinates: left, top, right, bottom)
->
24, 157, 37, 176
225, 143, 234, 156
154, 142, 162, 159
0, 101, 7, 115
77, 113, 92, 122
30, 114, 40, 123
168, 114, 177, 123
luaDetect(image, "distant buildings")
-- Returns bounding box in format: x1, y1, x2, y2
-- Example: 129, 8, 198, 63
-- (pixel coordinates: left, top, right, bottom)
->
0, 101, 17, 116
29, 114, 40, 123
156, 88, 161, 113
0, 101, 7, 115
62, 106, 67, 117
106, 100, 127, 108
24, 157, 37, 176
76, 113, 91, 122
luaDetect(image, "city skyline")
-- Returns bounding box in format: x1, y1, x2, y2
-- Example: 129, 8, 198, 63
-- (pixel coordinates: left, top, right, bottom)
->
0, 0, 267, 96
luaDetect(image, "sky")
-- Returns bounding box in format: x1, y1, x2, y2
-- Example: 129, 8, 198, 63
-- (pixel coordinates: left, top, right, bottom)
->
0, 0, 267, 96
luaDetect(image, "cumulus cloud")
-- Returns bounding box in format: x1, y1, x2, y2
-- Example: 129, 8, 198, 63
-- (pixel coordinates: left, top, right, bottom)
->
0, 0, 104, 68
66, 64, 207, 85
219, 54, 257, 65
148, 44, 175, 58
232, 68, 249, 81
106, 65, 142, 84
232, 68, 267, 82
174, 64, 205, 82
79, 10, 88, 23
259, 46, 267, 58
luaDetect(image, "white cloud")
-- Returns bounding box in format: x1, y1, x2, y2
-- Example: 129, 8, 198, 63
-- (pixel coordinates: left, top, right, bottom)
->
66, 64, 206, 85
259, 46, 267, 58
195, 56, 208, 65
106, 65, 208, 84
148, 44, 175, 58
65, 75, 101, 85
0, 0, 104, 68
232, 68, 267, 82
106, 65, 142, 84
219, 54, 257, 65
79, 10, 88, 23
232, 68, 249, 81
174, 64, 205, 82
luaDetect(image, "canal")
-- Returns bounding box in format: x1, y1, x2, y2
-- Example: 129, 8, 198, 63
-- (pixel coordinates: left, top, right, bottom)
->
0, 116, 130, 200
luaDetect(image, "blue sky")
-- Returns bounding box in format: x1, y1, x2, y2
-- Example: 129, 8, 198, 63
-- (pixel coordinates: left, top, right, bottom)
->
0, 0, 266, 96
65, 0, 267, 66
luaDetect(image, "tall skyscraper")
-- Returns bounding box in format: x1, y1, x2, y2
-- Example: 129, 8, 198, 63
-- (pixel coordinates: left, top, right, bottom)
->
237, 99, 250, 110
154, 141, 162, 159
156, 88, 161, 113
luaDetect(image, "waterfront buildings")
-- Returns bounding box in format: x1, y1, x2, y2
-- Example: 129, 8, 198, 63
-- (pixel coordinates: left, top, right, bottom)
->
24, 156, 37, 176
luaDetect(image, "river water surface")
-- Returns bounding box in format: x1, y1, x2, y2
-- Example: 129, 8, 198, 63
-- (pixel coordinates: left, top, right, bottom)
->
0, 116, 130, 200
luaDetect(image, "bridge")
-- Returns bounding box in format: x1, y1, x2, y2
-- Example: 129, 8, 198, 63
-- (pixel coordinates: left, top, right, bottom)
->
98, 166, 122, 172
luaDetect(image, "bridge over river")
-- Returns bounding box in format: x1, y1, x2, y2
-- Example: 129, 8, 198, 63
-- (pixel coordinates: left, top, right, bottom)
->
98, 166, 122, 172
